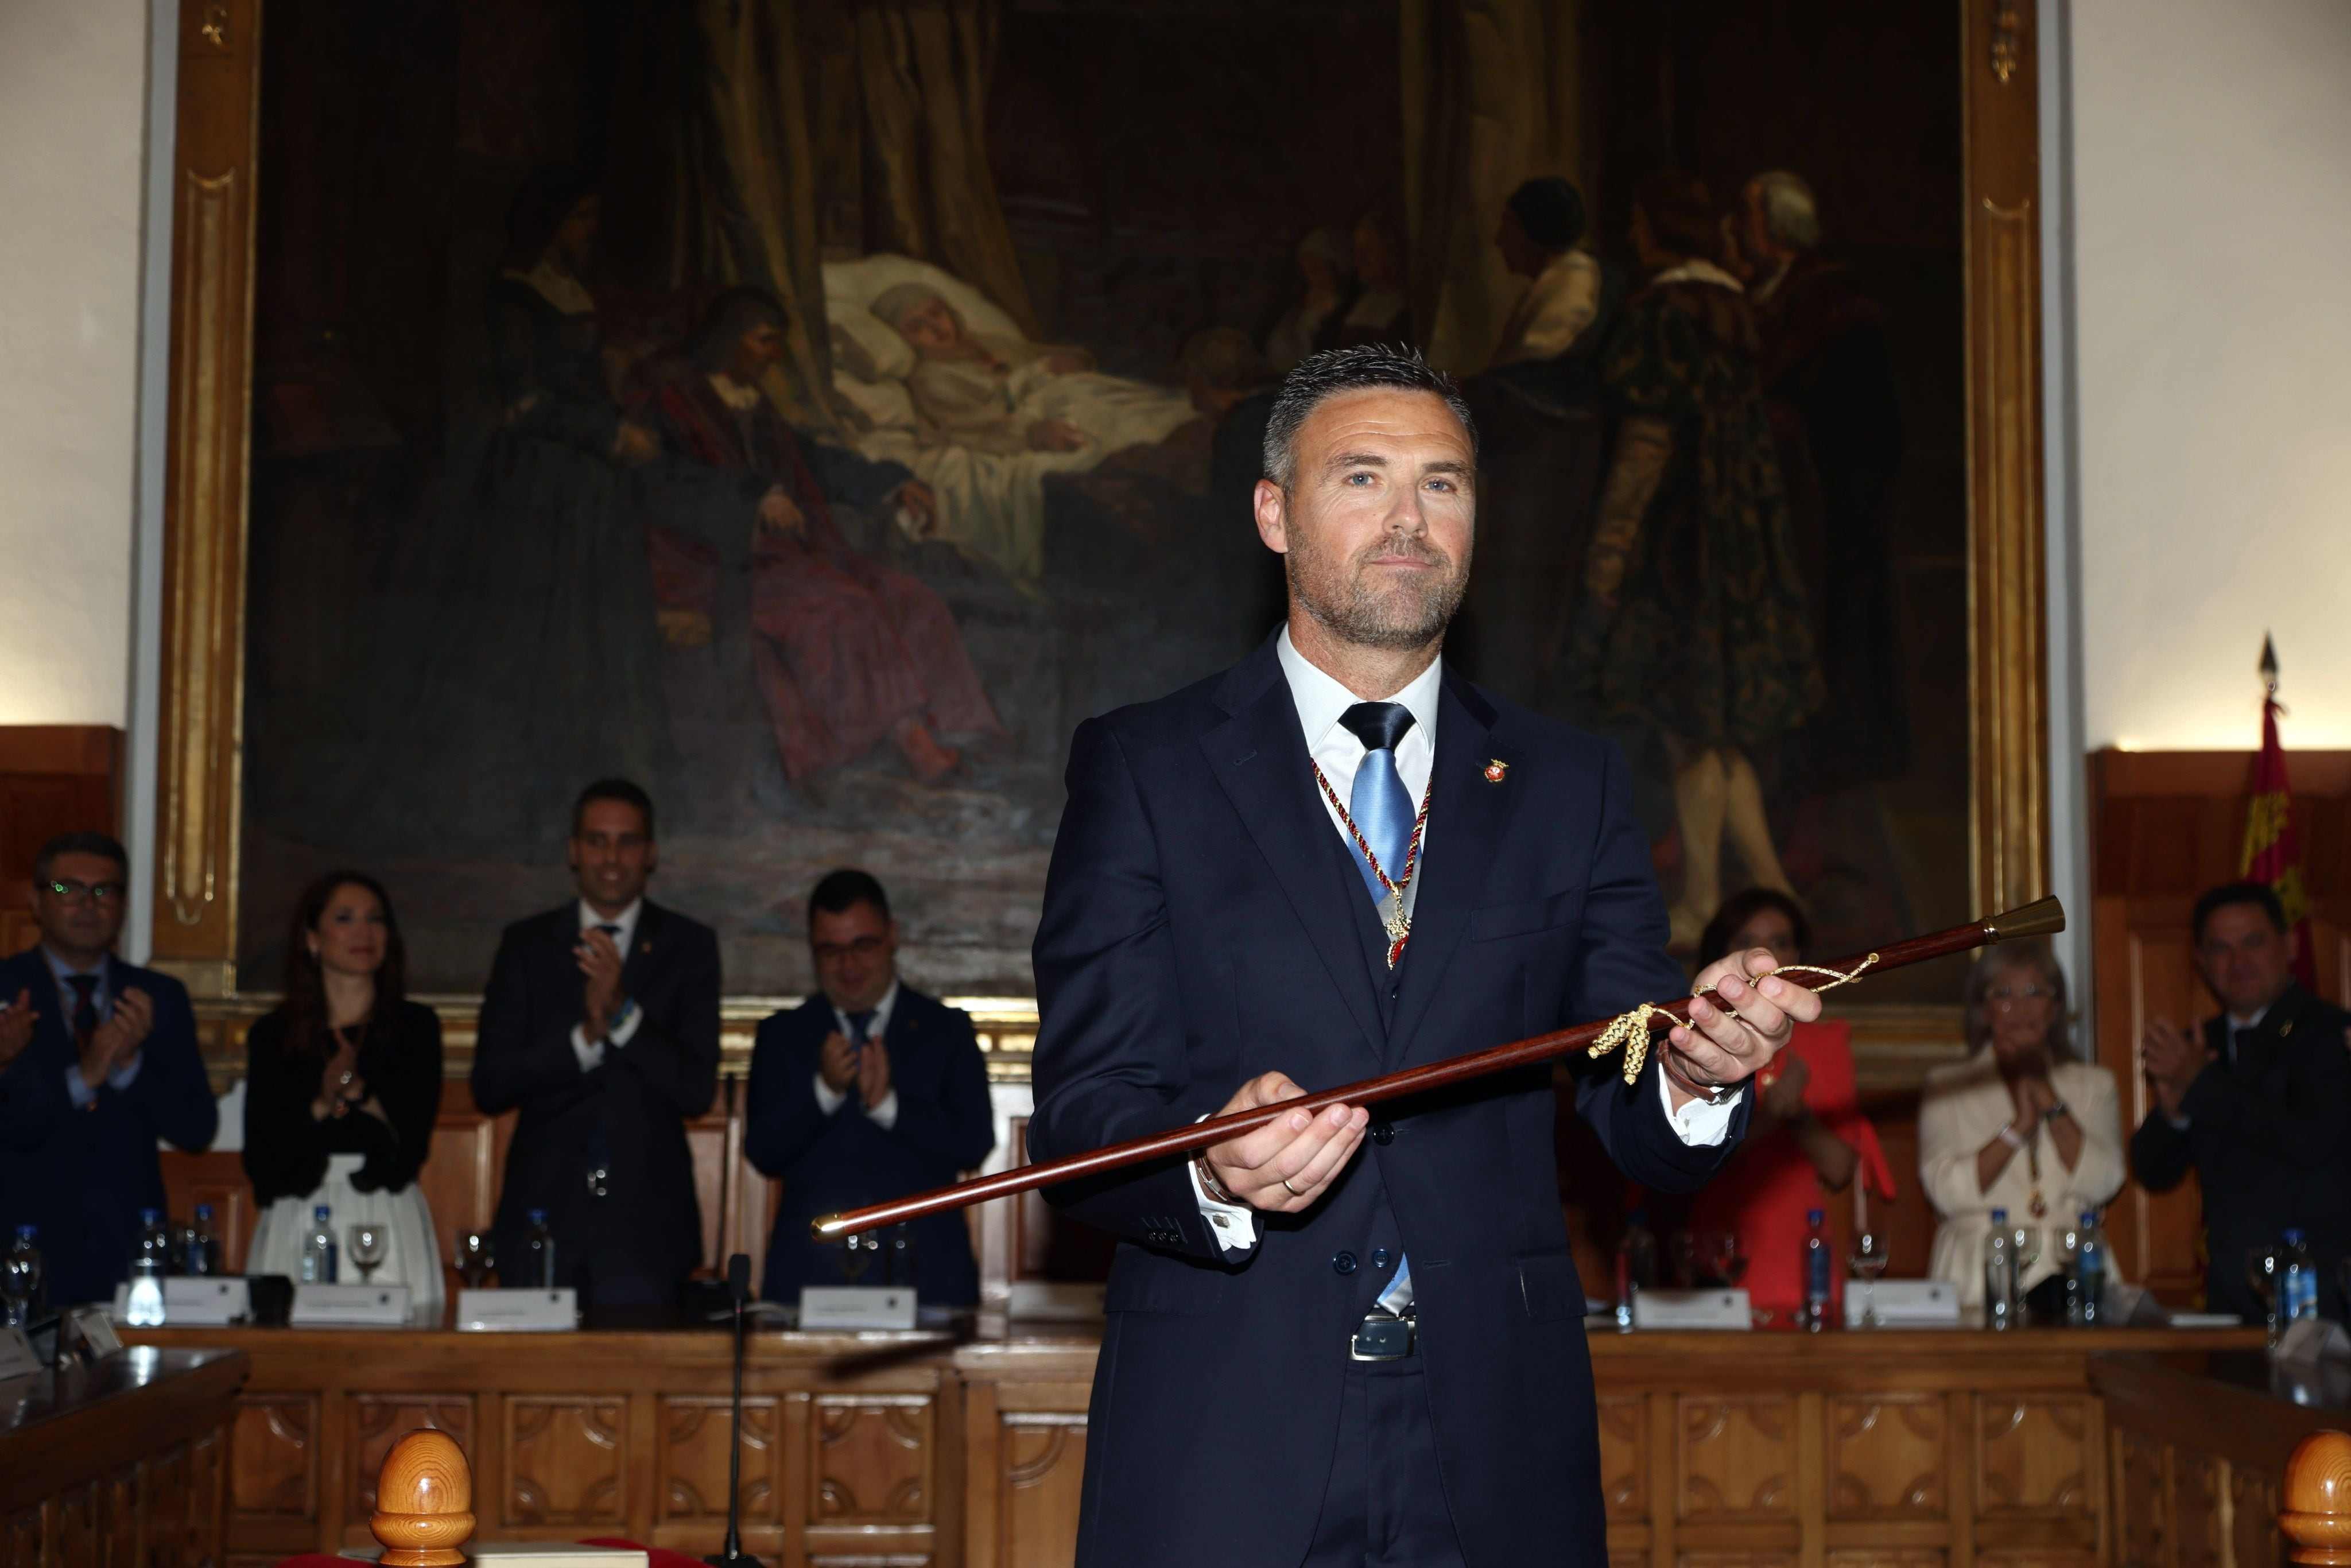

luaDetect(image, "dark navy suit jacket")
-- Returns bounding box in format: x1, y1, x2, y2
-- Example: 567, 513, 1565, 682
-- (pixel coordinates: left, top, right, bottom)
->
471, 902, 720, 1305
746, 985, 995, 1305
1027, 636, 1748, 1567
0, 947, 217, 1305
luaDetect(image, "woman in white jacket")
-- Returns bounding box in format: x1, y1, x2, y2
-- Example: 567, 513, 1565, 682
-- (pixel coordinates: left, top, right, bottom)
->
1918, 940, 2125, 1313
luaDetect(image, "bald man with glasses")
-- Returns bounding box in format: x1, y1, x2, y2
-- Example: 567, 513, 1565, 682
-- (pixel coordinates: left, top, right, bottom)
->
0, 831, 216, 1305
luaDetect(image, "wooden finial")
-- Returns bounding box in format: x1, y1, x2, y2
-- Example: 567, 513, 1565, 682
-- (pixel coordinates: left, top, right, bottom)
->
371, 1429, 475, 1568
2282, 1429, 2351, 1566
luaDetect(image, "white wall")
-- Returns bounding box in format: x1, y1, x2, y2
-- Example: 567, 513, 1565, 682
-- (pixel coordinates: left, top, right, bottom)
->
0, 0, 154, 727
2071, 0, 2351, 750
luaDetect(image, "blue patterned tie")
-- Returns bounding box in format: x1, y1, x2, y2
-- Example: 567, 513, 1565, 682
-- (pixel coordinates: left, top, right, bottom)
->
1337, 703, 1416, 905
845, 1008, 876, 1072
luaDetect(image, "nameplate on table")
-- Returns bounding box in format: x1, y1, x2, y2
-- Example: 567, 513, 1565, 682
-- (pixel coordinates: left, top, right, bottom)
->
0, 1326, 42, 1383
800, 1285, 918, 1331
1007, 1280, 1107, 1321
1844, 1279, 1961, 1328
1631, 1288, 1752, 1330
2275, 1315, 2351, 1365
455, 1288, 579, 1332
110, 1277, 254, 1326
290, 1283, 413, 1327
343, 1542, 647, 1568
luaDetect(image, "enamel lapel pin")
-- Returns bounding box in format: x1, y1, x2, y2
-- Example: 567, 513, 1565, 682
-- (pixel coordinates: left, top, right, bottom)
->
1484, 759, 1508, 783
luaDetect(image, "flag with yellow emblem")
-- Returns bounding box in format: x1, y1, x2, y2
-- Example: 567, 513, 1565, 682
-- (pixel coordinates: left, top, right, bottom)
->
2240, 635, 2317, 991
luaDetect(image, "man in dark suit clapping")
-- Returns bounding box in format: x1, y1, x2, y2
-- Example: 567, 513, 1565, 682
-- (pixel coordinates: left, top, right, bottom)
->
0, 832, 217, 1306
2133, 880, 2351, 1322
472, 779, 720, 1307
746, 870, 994, 1305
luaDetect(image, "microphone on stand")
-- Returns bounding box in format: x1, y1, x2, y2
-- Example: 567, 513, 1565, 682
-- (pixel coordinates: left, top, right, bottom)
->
703, 1252, 762, 1568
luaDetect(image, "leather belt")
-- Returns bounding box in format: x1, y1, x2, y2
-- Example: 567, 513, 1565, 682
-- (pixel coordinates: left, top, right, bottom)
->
1350, 1309, 1416, 1361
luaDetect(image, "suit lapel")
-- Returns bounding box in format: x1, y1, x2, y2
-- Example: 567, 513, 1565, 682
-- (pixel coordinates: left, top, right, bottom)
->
1387, 673, 1515, 1063
1202, 650, 1387, 1059
621, 903, 662, 999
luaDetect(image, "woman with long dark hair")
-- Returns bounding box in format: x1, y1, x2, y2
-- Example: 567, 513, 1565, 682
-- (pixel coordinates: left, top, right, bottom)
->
242, 872, 444, 1320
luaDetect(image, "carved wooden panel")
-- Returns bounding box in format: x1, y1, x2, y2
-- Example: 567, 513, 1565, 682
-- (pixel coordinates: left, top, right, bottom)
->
52, 1481, 97, 1568
1677, 1397, 1795, 1519
1596, 1396, 1646, 1521
2172, 1449, 2225, 1568
503, 1396, 626, 1526
1677, 1555, 1796, 1568
805, 1555, 930, 1567
350, 1396, 473, 1515
661, 1396, 779, 1523
1976, 1556, 2095, 1568
1828, 1555, 1942, 1568
999, 1414, 1085, 1568
1977, 1397, 2093, 1516
101, 1462, 141, 1568
1828, 1394, 1946, 1519
2115, 1430, 2168, 1568
2, 1504, 42, 1568
2230, 1465, 2282, 1568
186, 1426, 227, 1568
812, 1396, 933, 1525
148, 1441, 193, 1568
228, 1397, 315, 1518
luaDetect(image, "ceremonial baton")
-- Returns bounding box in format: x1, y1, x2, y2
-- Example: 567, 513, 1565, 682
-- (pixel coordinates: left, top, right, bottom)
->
812, 895, 2064, 1241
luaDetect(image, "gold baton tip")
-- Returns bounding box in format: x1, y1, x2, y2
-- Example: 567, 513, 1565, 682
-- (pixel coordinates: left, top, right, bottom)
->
1981, 895, 2065, 942
810, 1213, 848, 1240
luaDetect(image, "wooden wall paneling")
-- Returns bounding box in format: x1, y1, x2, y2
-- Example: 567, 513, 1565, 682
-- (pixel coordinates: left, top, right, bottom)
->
153, 0, 261, 996
502, 1397, 628, 1528
1827, 1395, 1947, 1521
0, 727, 124, 958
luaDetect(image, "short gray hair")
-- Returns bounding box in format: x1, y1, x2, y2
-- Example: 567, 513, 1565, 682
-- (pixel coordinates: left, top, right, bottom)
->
1260, 344, 1476, 490
1751, 170, 1821, 251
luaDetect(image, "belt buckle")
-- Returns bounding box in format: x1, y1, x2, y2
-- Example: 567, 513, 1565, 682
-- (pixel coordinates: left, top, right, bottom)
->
1350, 1310, 1415, 1361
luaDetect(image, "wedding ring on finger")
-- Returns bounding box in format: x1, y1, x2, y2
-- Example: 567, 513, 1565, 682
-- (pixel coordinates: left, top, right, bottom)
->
1280, 1177, 1302, 1197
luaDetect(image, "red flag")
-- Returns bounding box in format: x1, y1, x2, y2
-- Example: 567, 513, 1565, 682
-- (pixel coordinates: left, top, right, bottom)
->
2240, 637, 2317, 991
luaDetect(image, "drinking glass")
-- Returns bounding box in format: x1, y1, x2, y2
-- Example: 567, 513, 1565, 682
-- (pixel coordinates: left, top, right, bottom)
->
2247, 1245, 2282, 1346
1705, 1231, 1748, 1290
348, 1224, 387, 1285
456, 1231, 496, 1290
1849, 1232, 1892, 1328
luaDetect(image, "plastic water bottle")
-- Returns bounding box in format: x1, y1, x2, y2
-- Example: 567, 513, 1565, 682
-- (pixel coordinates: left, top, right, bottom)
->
300, 1204, 337, 1284
1, 1225, 41, 1326
185, 1204, 221, 1278
522, 1208, 557, 1289
2073, 1210, 2108, 1326
1983, 1208, 2016, 1330
1801, 1208, 1833, 1332
127, 1209, 172, 1325
2281, 1229, 2318, 1324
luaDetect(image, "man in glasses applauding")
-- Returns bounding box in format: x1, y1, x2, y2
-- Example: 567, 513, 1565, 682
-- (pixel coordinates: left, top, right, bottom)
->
0, 831, 217, 1305
746, 869, 995, 1307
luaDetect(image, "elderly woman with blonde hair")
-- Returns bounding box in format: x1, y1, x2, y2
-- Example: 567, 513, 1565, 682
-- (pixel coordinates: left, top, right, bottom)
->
1918, 940, 2125, 1314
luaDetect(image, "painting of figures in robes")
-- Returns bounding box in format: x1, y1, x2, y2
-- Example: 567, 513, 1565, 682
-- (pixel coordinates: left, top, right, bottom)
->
239, 0, 1972, 1006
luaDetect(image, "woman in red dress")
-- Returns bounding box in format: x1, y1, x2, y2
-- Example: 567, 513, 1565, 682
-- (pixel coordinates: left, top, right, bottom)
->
1683, 889, 1895, 1322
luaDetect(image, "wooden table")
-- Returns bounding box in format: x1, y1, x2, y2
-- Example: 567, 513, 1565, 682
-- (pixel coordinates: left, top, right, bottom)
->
122, 1320, 2263, 1568
2092, 1348, 2351, 1568
0, 1345, 249, 1568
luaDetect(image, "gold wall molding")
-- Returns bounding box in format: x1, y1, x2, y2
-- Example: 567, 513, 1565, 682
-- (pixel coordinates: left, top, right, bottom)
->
153, 0, 261, 992
156, 1, 2051, 1014
1964, 0, 2053, 916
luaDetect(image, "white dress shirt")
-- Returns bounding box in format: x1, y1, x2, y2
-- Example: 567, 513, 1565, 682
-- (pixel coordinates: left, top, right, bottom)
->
1190, 629, 1740, 1249
811, 978, 902, 1130
569, 898, 645, 1073
48, 947, 142, 1107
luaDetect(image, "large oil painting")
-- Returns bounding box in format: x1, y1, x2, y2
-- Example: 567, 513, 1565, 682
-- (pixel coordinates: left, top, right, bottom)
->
238, 0, 1972, 1004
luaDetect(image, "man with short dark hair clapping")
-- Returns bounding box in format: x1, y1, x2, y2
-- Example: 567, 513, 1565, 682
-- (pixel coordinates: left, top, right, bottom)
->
472, 780, 720, 1308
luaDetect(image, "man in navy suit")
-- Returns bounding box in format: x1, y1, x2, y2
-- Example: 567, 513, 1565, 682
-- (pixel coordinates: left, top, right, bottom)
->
747, 870, 994, 1305
1027, 346, 1822, 1566
472, 780, 721, 1307
0, 832, 218, 1306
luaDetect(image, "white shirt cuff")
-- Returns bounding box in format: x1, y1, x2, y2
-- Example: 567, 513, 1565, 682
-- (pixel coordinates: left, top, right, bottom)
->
569, 1026, 606, 1074
813, 1071, 848, 1116
2166, 1112, 2191, 1131
1187, 1150, 1258, 1252
606, 1000, 643, 1047
1659, 1069, 1741, 1147
65, 1064, 98, 1109
868, 1089, 900, 1130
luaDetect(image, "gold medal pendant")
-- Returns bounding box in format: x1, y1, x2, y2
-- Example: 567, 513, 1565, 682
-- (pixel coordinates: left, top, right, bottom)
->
1380, 890, 1410, 947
